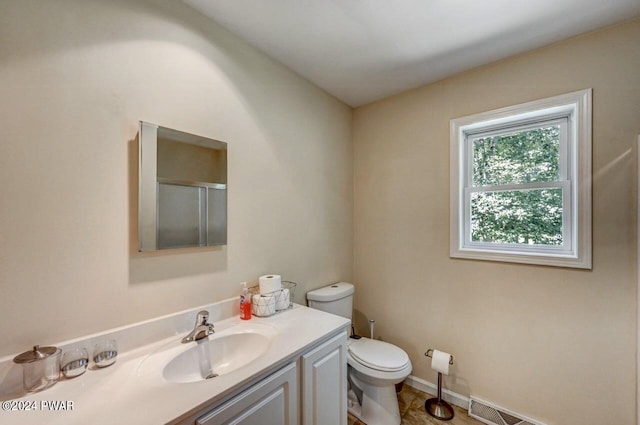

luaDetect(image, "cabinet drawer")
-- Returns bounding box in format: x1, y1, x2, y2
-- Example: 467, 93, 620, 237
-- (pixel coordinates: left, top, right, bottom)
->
197, 362, 298, 425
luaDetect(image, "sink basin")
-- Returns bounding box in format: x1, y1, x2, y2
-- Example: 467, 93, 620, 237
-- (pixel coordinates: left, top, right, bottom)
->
164, 332, 269, 383
137, 323, 277, 384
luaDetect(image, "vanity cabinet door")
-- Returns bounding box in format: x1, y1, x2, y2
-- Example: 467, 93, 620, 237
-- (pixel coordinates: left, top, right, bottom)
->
301, 331, 347, 425
197, 362, 297, 425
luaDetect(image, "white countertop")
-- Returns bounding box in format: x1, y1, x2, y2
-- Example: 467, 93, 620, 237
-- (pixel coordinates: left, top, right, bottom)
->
0, 305, 350, 425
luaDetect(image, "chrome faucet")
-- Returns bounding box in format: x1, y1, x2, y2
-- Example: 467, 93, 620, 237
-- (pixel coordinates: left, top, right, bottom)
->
181, 310, 215, 343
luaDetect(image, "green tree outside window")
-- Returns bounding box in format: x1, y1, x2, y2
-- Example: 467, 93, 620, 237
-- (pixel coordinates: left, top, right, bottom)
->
470, 126, 563, 245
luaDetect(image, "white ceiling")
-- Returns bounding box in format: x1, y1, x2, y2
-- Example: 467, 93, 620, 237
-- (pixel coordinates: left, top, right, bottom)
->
184, 0, 640, 107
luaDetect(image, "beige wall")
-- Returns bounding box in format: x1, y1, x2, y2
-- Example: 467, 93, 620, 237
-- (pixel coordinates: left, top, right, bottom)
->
0, 0, 352, 356
353, 20, 639, 425
1, 1, 637, 422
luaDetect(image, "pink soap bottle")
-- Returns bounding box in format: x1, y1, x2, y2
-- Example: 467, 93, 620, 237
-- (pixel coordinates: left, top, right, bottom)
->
240, 282, 252, 320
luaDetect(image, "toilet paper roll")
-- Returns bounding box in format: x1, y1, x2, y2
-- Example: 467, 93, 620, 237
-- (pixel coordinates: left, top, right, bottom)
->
431, 349, 451, 375
275, 288, 290, 311
259, 275, 282, 294
252, 294, 276, 317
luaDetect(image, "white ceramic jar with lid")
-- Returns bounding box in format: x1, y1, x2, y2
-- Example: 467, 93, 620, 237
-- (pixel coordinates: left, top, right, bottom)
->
13, 345, 61, 392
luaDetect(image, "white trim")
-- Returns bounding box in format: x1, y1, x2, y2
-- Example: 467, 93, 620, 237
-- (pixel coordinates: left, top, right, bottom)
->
450, 89, 592, 269
404, 375, 470, 410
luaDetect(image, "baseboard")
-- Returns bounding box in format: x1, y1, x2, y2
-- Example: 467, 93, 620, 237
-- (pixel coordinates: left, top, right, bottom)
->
404, 375, 470, 410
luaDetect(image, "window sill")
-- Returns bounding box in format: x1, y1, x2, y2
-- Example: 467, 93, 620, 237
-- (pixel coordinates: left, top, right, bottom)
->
450, 247, 591, 269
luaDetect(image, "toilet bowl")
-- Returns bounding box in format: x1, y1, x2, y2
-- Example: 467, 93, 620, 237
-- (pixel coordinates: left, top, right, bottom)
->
347, 337, 412, 425
307, 282, 412, 425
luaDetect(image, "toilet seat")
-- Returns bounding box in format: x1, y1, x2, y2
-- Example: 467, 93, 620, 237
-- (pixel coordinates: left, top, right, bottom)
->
348, 338, 410, 372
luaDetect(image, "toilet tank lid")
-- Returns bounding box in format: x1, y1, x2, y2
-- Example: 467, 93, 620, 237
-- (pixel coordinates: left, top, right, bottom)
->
307, 282, 354, 302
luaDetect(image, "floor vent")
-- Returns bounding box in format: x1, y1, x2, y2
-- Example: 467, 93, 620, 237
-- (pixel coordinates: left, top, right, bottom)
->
469, 397, 545, 425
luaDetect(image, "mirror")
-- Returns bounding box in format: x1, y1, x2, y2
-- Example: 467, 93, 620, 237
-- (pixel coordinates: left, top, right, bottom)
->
138, 122, 227, 251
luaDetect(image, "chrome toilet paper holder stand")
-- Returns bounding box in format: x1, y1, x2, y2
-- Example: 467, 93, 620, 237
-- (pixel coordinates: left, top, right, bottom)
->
424, 348, 455, 421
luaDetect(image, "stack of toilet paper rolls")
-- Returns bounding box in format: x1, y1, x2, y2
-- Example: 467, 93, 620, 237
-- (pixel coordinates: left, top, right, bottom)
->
252, 275, 291, 317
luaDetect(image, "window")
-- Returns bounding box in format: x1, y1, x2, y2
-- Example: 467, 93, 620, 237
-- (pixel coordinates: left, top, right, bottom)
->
450, 89, 592, 268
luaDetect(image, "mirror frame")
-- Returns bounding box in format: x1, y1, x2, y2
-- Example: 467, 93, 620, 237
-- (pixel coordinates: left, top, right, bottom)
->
138, 121, 227, 251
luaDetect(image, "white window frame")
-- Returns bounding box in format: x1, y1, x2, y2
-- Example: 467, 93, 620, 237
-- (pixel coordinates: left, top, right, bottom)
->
450, 89, 592, 269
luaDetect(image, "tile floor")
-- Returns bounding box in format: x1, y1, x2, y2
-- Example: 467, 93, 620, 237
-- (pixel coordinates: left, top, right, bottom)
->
347, 384, 484, 425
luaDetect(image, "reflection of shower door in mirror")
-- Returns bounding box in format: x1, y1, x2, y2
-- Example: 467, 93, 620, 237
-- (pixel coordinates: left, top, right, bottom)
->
157, 180, 227, 250
207, 185, 227, 245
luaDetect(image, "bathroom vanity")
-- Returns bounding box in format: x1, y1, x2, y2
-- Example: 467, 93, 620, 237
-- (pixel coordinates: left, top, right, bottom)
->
0, 302, 350, 425
193, 331, 346, 425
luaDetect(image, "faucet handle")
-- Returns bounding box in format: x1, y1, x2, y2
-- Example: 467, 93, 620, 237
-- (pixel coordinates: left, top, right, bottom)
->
196, 310, 210, 325
198, 311, 215, 336
181, 310, 215, 344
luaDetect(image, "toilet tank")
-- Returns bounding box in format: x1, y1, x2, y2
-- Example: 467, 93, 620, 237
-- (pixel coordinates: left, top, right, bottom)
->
306, 282, 354, 320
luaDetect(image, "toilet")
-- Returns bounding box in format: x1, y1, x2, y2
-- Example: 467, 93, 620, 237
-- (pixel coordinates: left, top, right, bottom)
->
307, 282, 412, 425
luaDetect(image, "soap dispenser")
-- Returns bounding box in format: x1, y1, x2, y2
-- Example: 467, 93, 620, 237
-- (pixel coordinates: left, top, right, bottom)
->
240, 282, 252, 320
